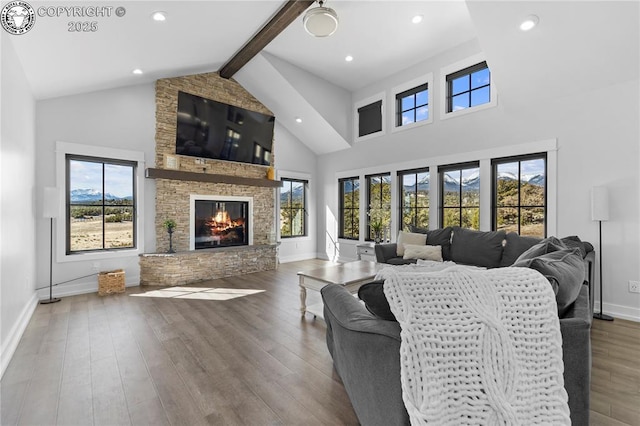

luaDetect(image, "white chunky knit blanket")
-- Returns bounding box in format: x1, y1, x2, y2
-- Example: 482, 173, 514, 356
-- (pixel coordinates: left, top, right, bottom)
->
377, 264, 570, 425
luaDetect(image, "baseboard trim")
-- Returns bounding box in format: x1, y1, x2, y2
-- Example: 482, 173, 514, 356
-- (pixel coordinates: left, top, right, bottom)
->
1, 292, 38, 379
594, 301, 640, 322
278, 253, 318, 263
36, 275, 140, 300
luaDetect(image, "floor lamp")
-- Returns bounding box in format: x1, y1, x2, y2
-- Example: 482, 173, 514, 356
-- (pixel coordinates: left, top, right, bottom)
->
591, 186, 612, 321
41, 187, 61, 304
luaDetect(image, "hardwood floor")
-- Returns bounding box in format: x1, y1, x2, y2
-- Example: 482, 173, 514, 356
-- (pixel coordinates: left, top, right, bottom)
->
1, 259, 639, 425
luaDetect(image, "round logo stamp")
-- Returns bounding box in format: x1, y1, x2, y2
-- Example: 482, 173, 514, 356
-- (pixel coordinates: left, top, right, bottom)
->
1, 1, 35, 35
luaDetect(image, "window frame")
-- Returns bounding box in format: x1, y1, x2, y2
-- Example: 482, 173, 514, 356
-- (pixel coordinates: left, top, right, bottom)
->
398, 167, 430, 231
279, 177, 308, 238
491, 153, 547, 237
365, 172, 391, 241
440, 54, 497, 120
55, 141, 145, 263
391, 74, 433, 133
66, 154, 137, 254
438, 161, 480, 230
353, 92, 385, 143
338, 177, 360, 240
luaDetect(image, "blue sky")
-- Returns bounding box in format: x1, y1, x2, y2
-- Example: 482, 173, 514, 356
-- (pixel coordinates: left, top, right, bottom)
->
69, 160, 133, 198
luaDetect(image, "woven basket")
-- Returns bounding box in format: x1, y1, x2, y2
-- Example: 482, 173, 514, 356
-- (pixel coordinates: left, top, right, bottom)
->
98, 269, 125, 296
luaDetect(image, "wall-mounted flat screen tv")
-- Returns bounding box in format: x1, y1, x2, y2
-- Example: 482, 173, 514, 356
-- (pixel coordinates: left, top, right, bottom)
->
175, 91, 275, 166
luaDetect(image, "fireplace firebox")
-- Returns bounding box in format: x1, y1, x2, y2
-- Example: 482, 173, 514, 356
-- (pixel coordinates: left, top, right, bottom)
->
194, 200, 249, 249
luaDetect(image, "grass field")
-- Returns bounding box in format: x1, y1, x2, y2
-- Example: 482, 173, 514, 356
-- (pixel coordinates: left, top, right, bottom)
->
70, 217, 134, 251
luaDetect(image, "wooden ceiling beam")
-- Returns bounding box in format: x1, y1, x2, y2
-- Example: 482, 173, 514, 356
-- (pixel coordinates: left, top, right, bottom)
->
219, 0, 315, 79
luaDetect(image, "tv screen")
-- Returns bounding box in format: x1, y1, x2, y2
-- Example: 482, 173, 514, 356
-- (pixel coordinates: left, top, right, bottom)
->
175, 91, 275, 166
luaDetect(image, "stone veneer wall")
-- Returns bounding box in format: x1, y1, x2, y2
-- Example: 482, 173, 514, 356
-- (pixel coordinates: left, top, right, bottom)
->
143, 72, 277, 285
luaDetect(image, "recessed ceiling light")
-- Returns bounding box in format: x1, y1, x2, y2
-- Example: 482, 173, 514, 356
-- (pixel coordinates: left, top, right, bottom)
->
345, 55, 353, 62
132, 68, 143, 75
412, 15, 423, 24
152, 11, 167, 22
519, 15, 539, 31
295, 117, 302, 123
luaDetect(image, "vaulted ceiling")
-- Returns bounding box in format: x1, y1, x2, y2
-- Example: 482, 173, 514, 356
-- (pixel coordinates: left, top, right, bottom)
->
6, 1, 638, 155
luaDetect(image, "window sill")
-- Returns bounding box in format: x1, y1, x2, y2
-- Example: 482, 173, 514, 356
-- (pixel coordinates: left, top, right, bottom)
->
58, 248, 141, 263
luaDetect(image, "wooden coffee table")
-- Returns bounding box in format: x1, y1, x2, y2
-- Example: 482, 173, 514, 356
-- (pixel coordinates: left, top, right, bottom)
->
298, 260, 382, 318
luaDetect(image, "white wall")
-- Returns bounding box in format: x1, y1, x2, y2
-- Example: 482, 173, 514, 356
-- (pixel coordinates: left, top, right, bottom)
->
316, 41, 640, 320
274, 122, 318, 262
35, 84, 156, 298
1, 35, 38, 377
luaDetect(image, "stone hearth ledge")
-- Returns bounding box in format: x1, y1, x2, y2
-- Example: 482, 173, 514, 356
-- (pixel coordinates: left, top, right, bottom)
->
139, 244, 278, 286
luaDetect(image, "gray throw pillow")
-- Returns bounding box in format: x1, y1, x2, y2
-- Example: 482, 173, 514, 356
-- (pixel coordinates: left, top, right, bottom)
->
450, 227, 506, 268
513, 248, 585, 316
500, 233, 542, 267
514, 236, 566, 262
357, 280, 396, 321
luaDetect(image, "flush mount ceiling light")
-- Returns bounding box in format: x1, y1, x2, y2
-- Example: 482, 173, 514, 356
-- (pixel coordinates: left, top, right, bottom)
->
345, 55, 353, 62
132, 68, 143, 75
152, 11, 166, 22
519, 15, 539, 31
412, 14, 424, 24
303, 0, 338, 37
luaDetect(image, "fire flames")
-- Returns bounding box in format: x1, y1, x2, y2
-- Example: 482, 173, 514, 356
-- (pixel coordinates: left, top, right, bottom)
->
205, 209, 245, 237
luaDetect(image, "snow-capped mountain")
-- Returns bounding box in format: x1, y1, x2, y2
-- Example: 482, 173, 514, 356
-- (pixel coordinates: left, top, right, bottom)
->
70, 189, 130, 202
497, 173, 545, 187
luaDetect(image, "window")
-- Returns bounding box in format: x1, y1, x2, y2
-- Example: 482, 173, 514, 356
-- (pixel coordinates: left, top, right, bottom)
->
280, 178, 307, 238
439, 163, 480, 230
493, 154, 547, 237
399, 168, 429, 230
339, 177, 360, 240
446, 61, 490, 113
396, 83, 428, 127
366, 173, 391, 241
357, 100, 383, 137
66, 155, 136, 254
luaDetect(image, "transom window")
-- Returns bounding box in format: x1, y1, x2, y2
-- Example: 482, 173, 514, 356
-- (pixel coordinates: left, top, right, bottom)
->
280, 178, 307, 238
399, 168, 429, 230
439, 163, 480, 230
357, 99, 383, 138
446, 61, 490, 113
366, 173, 391, 241
66, 155, 136, 254
492, 154, 547, 237
339, 177, 360, 240
396, 83, 428, 127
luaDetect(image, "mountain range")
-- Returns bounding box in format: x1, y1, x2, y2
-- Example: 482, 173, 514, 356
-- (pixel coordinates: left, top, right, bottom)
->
70, 188, 132, 202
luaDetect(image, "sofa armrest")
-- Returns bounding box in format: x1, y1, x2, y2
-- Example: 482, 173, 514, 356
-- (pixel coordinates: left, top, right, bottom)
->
321, 284, 409, 426
374, 243, 398, 263
559, 285, 592, 426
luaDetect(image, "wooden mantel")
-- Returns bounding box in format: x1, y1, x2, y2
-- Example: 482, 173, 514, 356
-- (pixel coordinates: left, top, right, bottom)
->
145, 168, 282, 188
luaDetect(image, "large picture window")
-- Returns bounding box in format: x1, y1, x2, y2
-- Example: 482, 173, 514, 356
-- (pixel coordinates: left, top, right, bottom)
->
339, 177, 360, 240
366, 173, 391, 241
493, 154, 547, 237
439, 162, 480, 230
280, 178, 307, 238
399, 168, 429, 230
66, 155, 136, 254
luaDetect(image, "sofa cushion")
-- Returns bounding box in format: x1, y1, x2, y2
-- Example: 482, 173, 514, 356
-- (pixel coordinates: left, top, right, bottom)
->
396, 231, 427, 256
515, 236, 566, 262
513, 248, 585, 316
408, 225, 453, 260
357, 280, 396, 321
500, 233, 542, 267
450, 227, 506, 268
403, 244, 443, 261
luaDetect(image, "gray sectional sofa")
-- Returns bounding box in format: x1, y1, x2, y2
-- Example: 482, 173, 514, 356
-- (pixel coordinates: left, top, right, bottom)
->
322, 227, 594, 426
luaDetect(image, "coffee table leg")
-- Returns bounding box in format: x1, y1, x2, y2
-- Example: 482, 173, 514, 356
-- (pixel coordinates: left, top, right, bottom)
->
299, 283, 307, 317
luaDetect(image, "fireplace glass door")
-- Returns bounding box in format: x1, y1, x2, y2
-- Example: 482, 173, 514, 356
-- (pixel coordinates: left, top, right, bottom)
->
194, 200, 249, 249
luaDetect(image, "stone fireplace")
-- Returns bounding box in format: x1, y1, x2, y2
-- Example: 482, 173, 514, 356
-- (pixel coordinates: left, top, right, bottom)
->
190, 195, 253, 250
138, 71, 279, 287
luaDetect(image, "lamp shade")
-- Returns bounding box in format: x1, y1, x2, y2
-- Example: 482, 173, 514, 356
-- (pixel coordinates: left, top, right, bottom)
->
43, 187, 59, 219
591, 186, 609, 221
